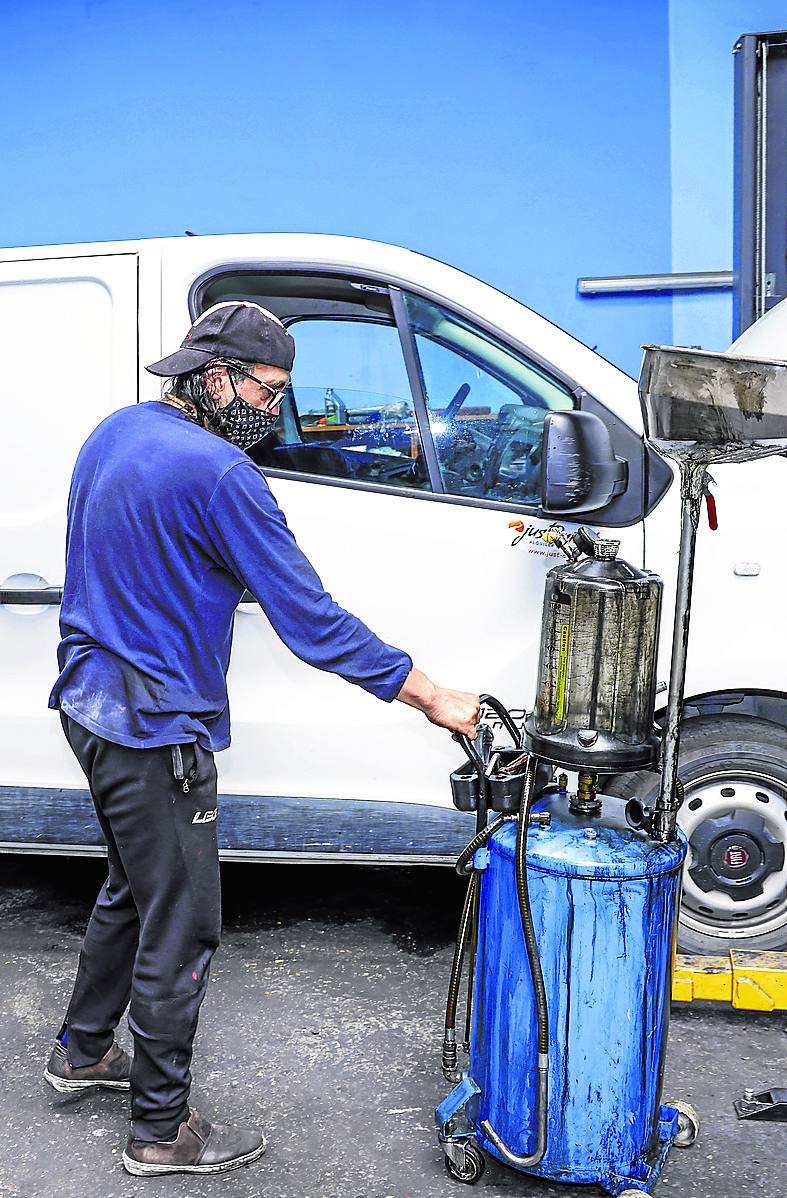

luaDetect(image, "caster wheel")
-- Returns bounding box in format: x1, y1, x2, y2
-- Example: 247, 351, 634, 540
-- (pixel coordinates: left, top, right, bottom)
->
618, 1191, 648, 1196
670, 1099, 700, 1148
444, 1143, 486, 1184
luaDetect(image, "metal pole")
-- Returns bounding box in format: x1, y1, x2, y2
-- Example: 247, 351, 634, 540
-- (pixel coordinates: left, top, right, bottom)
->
653, 461, 707, 842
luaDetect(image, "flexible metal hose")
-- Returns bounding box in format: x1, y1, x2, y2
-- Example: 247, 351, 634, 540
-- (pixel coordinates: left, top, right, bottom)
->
442, 872, 479, 1081
455, 814, 516, 876
443, 808, 518, 1080
463, 886, 479, 1053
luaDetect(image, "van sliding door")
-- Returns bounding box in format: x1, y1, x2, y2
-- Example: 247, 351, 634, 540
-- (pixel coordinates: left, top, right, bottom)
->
0, 253, 138, 849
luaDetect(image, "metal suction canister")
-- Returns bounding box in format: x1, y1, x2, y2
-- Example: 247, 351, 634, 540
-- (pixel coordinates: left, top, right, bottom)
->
464, 791, 688, 1193
524, 525, 663, 775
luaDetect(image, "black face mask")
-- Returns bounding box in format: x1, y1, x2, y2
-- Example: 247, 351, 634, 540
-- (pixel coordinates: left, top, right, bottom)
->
210, 392, 279, 450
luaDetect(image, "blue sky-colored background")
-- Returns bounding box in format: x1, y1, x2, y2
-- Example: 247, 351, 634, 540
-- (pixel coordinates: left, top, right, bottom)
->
1, 1, 784, 375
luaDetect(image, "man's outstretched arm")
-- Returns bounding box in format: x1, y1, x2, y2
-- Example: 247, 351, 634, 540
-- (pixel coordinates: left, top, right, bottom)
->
396, 667, 480, 738
205, 464, 480, 736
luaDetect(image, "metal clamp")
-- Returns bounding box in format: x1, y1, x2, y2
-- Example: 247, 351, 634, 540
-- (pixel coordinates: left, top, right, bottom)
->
734, 1087, 787, 1121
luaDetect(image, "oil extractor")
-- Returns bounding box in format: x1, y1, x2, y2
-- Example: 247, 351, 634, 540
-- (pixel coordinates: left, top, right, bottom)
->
436, 344, 787, 1194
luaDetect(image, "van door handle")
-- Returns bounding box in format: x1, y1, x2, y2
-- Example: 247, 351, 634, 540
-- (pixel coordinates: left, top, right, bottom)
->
0, 586, 63, 605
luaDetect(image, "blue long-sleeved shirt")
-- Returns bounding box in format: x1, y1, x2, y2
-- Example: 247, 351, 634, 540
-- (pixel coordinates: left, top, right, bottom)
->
48, 401, 412, 750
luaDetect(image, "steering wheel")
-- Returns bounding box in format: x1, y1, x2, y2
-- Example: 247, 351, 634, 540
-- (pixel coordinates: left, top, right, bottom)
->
483, 420, 542, 494
442, 383, 472, 424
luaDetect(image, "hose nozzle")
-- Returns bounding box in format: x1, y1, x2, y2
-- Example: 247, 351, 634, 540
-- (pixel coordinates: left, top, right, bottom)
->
442, 1032, 461, 1083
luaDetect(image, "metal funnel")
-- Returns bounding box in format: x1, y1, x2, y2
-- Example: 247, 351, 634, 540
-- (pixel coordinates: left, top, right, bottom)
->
640, 344, 787, 465
638, 346, 787, 842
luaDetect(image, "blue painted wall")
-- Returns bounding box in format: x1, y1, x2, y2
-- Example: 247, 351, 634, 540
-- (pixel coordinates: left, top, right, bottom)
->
0, 0, 672, 376
0, 2, 782, 375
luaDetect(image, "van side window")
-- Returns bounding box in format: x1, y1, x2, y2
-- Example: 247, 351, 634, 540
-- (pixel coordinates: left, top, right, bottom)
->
250, 319, 430, 491
403, 293, 574, 505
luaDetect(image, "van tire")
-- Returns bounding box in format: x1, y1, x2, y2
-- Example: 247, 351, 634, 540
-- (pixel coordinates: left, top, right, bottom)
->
603, 716, 787, 953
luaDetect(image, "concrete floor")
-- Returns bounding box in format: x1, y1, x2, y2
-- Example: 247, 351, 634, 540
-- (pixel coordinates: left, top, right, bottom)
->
0, 856, 784, 1198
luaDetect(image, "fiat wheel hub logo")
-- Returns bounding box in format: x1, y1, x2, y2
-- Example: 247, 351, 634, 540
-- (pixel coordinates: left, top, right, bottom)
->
725, 844, 749, 869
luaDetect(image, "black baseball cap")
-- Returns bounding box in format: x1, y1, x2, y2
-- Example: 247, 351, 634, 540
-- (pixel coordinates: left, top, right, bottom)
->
146, 301, 296, 376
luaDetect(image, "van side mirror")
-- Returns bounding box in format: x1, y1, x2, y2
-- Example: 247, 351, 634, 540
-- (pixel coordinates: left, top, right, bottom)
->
540, 411, 628, 514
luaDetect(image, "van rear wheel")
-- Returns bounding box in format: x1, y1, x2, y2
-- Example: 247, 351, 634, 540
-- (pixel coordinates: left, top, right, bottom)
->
603, 716, 787, 953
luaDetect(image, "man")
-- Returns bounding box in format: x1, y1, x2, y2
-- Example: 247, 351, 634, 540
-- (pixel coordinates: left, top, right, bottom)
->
46, 301, 480, 1177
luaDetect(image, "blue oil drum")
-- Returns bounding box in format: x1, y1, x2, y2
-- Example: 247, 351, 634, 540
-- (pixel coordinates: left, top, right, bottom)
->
467, 794, 686, 1194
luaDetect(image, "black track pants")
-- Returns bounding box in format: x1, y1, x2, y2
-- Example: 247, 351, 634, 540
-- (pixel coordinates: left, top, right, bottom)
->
58, 713, 221, 1142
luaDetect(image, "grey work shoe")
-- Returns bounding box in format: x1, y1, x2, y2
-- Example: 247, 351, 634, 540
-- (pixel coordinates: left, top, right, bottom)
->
122, 1108, 267, 1176
44, 1039, 132, 1093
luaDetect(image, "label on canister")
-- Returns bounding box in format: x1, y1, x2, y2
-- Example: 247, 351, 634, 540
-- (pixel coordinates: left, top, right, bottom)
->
554, 596, 571, 721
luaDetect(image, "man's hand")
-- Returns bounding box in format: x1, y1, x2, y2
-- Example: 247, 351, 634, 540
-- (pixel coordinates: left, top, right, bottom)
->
396, 667, 480, 738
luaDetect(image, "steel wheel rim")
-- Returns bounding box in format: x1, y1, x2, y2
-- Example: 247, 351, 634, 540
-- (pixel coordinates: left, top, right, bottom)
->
678, 768, 787, 941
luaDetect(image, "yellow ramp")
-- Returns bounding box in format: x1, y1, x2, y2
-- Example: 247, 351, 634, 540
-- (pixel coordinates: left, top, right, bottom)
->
672, 950, 787, 1011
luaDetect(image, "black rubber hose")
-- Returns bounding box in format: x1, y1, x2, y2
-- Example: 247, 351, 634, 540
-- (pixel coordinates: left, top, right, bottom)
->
479, 693, 523, 748
475, 729, 492, 836
456, 734, 483, 774
458, 694, 519, 834
475, 783, 490, 836
455, 731, 489, 835
515, 757, 549, 1051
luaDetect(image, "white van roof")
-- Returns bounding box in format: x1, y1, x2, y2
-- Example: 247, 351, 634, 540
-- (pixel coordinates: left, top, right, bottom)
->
728, 298, 787, 360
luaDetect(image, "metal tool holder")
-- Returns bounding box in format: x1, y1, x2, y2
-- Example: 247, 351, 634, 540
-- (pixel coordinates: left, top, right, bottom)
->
451, 694, 527, 831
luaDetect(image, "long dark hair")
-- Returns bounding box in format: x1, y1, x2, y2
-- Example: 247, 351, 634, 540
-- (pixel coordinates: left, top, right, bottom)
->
163, 358, 249, 424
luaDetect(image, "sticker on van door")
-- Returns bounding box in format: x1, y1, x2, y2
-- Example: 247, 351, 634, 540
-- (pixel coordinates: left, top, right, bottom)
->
509, 521, 600, 555
509, 520, 571, 555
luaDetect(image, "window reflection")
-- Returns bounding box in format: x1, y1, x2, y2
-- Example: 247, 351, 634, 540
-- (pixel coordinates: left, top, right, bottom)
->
250, 319, 430, 490
404, 294, 574, 503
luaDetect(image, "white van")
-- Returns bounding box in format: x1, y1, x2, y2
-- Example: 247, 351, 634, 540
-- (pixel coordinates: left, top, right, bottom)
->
1, 233, 785, 954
